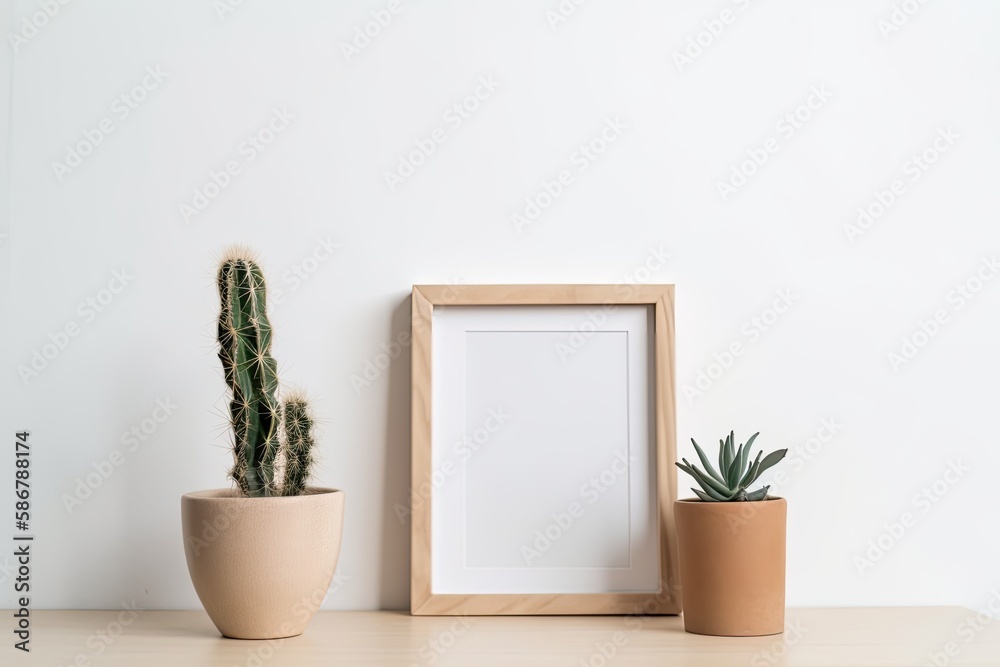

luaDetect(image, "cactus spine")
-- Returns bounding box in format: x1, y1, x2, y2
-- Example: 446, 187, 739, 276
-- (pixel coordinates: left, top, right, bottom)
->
216, 251, 315, 497
281, 395, 315, 497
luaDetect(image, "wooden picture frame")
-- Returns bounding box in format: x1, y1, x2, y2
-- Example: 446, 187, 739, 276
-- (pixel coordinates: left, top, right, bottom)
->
410, 285, 679, 615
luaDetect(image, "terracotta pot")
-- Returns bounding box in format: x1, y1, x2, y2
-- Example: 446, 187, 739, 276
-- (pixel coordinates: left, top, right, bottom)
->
673, 497, 786, 636
181, 488, 345, 639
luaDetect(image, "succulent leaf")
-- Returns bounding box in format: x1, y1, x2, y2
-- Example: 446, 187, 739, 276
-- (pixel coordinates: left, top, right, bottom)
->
718, 439, 727, 479
740, 451, 763, 487
727, 433, 737, 472
691, 439, 726, 484
694, 480, 737, 501
691, 488, 716, 502
756, 449, 788, 477
675, 431, 785, 502
677, 462, 733, 497
737, 433, 757, 478
726, 440, 745, 488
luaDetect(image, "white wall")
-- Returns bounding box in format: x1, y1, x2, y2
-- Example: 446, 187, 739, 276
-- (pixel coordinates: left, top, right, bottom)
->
3, 0, 999, 611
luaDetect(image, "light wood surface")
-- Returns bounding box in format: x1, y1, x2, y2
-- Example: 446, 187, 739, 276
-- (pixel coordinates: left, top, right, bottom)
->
16, 607, 999, 666
409, 285, 680, 615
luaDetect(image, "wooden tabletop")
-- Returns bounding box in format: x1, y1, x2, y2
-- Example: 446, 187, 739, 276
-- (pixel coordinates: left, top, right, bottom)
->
15, 607, 1000, 666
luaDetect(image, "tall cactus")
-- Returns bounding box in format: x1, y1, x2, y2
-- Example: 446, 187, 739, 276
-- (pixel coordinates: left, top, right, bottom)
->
216, 250, 315, 497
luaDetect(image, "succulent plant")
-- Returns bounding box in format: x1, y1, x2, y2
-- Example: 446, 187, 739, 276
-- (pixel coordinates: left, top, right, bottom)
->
216, 249, 316, 497
676, 431, 786, 502
281, 394, 315, 497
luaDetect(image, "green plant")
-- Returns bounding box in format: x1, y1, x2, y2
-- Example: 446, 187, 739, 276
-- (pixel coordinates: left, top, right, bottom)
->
216, 250, 316, 497
280, 393, 315, 497
676, 431, 786, 502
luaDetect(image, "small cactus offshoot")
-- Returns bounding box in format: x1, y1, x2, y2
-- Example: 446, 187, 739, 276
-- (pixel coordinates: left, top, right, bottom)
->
676, 431, 786, 502
281, 394, 315, 497
216, 248, 317, 497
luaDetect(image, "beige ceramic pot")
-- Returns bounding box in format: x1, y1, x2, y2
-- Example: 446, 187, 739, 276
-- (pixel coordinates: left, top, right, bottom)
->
674, 497, 786, 637
181, 488, 345, 640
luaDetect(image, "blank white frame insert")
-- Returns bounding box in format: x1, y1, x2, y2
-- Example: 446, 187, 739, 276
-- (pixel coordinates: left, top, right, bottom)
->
431, 305, 658, 595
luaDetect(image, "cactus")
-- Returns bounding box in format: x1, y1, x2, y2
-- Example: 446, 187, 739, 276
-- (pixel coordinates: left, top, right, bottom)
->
281, 395, 315, 497
676, 431, 786, 502
216, 250, 316, 497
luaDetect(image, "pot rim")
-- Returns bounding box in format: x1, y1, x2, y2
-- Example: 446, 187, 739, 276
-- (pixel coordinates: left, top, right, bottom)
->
182, 487, 343, 501
675, 495, 785, 504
